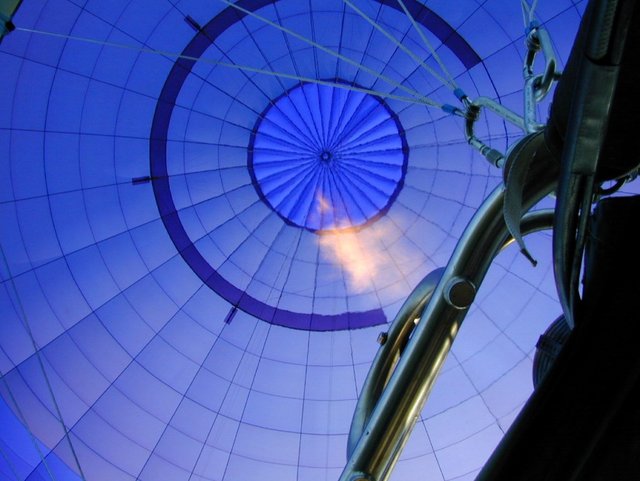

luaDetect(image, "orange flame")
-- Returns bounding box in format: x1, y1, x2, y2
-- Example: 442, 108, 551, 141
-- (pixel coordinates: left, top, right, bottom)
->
318, 230, 386, 292
315, 194, 418, 294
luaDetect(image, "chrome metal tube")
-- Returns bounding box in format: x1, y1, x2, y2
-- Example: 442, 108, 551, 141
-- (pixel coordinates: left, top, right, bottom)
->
347, 267, 445, 458
340, 168, 557, 481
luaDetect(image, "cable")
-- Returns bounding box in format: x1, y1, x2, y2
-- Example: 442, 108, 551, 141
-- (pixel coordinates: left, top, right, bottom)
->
0, 244, 87, 481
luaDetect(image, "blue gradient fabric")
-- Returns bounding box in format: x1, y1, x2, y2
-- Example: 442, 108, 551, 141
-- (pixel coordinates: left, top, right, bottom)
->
0, 2, 623, 481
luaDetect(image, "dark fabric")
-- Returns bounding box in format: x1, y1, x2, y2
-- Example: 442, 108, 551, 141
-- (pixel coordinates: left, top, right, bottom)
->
477, 195, 640, 481
546, 0, 640, 181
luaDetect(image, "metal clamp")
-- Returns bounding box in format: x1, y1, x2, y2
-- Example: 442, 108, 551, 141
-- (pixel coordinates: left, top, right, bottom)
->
523, 23, 561, 133
463, 97, 527, 167
446, 18, 561, 165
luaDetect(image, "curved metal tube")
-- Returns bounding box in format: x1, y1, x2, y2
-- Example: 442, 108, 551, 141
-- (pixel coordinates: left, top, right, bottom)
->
340, 165, 558, 481
347, 267, 445, 458
346, 210, 555, 462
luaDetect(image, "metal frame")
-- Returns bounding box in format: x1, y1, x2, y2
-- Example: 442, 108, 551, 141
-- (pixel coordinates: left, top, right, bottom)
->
340, 151, 558, 481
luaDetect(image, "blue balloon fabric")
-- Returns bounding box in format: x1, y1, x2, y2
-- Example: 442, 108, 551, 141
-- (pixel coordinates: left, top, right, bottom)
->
1, 2, 630, 481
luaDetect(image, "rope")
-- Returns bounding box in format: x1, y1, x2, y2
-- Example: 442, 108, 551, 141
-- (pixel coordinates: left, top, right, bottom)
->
15, 27, 436, 107
216, 0, 442, 107
0, 244, 87, 481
